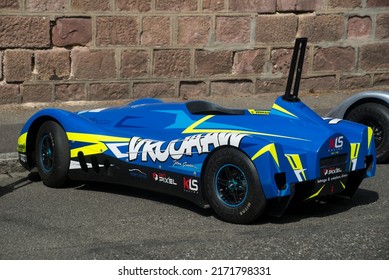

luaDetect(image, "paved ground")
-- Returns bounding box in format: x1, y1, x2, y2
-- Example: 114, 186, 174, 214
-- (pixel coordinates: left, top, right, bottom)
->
0, 164, 387, 260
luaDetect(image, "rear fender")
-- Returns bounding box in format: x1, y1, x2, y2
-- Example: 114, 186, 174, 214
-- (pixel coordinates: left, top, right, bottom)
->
243, 137, 295, 200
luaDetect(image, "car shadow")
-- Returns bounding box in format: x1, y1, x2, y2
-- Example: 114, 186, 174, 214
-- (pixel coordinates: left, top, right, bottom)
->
76, 181, 379, 224
75, 182, 213, 218
262, 188, 379, 225
23, 171, 380, 223
0, 172, 38, 198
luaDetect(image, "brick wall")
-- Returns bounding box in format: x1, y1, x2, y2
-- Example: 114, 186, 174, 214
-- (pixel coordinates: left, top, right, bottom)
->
0, 0, 389, 104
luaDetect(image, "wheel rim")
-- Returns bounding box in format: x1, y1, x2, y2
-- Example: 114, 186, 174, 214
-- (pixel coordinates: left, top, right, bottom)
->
40, 134, 54, 173
215, 164, 248, 207
363, 120, 384, 148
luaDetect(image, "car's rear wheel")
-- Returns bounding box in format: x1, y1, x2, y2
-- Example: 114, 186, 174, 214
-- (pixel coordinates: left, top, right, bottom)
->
346, 103, 389, 163
35, 121, 70, 187
204, 148, 266, 224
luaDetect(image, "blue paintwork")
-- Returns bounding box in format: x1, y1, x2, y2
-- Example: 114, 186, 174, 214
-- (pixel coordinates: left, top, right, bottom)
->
18, 95, 376, 208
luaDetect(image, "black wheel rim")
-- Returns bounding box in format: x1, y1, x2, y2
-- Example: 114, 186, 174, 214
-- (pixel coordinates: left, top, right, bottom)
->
363, 120, 384, 148
40, 134, 53, 173
215, 164, 248, 207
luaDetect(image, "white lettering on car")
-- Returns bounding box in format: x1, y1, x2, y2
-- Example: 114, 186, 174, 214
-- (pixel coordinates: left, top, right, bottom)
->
128, 133, 247, 162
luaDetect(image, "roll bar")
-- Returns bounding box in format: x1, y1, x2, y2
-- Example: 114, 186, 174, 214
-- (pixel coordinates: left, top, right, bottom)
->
283, 37, 307, 102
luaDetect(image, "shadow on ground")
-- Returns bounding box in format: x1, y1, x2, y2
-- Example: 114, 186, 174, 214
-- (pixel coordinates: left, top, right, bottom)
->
0, 172, 39, 198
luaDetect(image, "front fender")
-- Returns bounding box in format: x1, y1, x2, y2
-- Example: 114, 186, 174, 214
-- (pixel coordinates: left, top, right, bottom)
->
17, 108, 118, 170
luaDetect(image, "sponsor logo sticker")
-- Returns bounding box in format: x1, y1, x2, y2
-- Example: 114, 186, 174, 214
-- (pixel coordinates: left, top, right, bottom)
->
183, 177, 199, 193
129, 168, 147, 179
152, 172, 177, 186
328, 136, 344, 153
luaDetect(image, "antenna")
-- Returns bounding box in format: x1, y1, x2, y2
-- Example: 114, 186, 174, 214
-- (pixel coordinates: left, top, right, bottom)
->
283, 38, 307, 102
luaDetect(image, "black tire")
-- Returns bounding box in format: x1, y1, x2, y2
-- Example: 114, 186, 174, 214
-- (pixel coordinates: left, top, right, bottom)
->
204, 148, 266, 224
346, 103, 389, 163
35, 121, 70, 187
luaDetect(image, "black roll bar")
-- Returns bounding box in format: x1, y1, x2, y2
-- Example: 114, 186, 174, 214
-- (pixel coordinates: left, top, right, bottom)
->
283, 37, 308, 102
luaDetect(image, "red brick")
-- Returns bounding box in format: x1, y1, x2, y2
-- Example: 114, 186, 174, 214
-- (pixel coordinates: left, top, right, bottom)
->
177, 17, 211, 46
133, 82, 176, 98
277, 0, 318, 11
328, 0, 361, 9
313, 47, 356, 72
153, 50, 191, 78
116, 0, 152, 12
0, 0, 19, 9
210, 80, 253, 96
203, 0, 224, 11
121, 50, 149, 78
34, 49, 70, 81
156, 0, 197, 12
256, 15, 297, 44
195, 50, 232, 76
52, 18, 92, 47
0, 16, 50, 48
376, 14, 389, 39
0, 84, 19, 104
90, 83, 129, 101
373, 73, 389, 86
71, 0, 110, 11
180, 82, 207, 98
339, 75, 371, 90
26, 0, 67, 11
96, 17, 138, 46
21, 84, 53, 103
230, 0, 276, 13
348, 16, 372, 38
271, 49, 290, 75
71, 48, 116, 80
0, 52, 2, 80
298, 15, 344, 42
366, 0, 389, 7
300, 76, 337, 92
271, 48, 309, 75
216, 17, 251, 44
4, 50, 32, 83
55, 84, 86, 101
360, 43, 389, 71
233, 49, 266, 75
256, 78, 286, 94
141, 17, 171, 46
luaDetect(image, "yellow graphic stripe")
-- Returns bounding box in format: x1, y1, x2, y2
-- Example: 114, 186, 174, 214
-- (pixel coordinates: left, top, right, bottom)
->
182, 115, 308, 141
340, 181, 346, 190
304, 185, 326, 201
350, 143, 360, 160
70, 143, 108, 158
67, 133, 131, 143
183, 115, 214, 134
272, 104, 298, 118
367, 127, 373, 150
67, 133, 130, 158
285, 154, 307, 181
349, 143, 361, 171
251, 143, 280, 167
17, 132, 28, 153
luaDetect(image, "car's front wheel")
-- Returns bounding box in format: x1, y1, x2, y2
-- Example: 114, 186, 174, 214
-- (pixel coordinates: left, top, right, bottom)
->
35, 121, 70, 187
346, 103, 389, 163
204, 148, 266, 224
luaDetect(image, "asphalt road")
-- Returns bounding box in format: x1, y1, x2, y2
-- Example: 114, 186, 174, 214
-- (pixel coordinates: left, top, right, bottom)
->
0, 164, 388, 260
